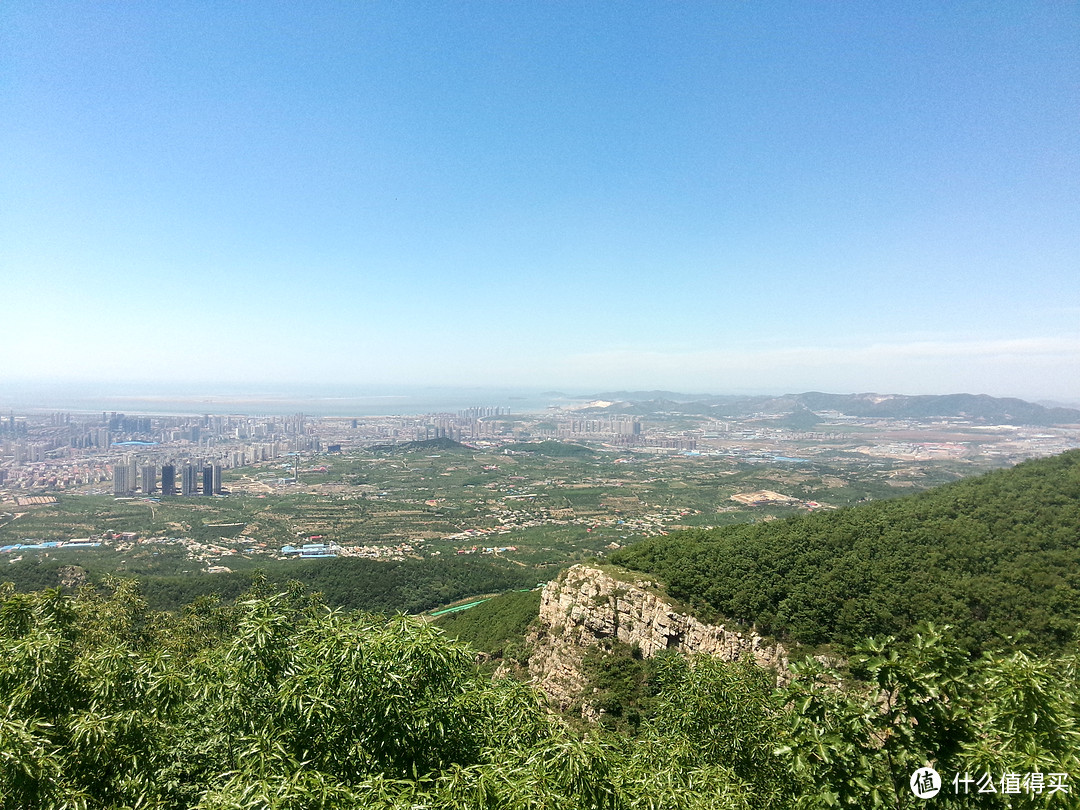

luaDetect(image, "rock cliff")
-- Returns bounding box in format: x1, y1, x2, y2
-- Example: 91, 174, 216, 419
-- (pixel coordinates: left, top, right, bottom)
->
524, 564, 790, 712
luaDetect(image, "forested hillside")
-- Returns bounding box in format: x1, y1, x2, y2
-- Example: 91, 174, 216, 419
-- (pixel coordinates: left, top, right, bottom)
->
434, 588, 542, 658
0, 556, 540, 615
141, 556, 540, 614
611, 450, 1080, 652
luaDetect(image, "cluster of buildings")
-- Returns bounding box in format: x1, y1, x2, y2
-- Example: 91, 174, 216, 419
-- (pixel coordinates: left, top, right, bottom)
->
557, 417, 641, 438
0, 410, 318, 498
9, 402, 1080, 509
1, 538, 103, 555
280, 541, 339, 559
111, 455, 224, 497
454, 545, 518, 555
3, 406, 689, 500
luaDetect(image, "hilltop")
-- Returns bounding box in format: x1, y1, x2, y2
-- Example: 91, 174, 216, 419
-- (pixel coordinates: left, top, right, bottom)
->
501, 440, 596, 457
371, 437, 471, 452
611, 449, 1080, 652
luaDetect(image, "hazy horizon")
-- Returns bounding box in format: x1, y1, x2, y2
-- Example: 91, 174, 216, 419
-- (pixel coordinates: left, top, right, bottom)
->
3, 380, 1078, 417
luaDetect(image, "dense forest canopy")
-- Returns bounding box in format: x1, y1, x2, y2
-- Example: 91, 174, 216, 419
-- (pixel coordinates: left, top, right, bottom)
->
1, 580, 1077, 809
0, 556, 541, 615
611, 450, 1080, 652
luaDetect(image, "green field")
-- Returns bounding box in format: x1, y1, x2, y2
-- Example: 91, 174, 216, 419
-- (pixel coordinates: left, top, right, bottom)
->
1, 443, 992, 613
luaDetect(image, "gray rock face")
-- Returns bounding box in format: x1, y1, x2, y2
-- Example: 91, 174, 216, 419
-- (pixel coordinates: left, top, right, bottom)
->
525, 564, 789, 712
57, 565, 88, 590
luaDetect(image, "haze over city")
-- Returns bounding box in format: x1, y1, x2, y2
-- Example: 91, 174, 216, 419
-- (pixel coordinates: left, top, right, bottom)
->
3, 2, 1078, 400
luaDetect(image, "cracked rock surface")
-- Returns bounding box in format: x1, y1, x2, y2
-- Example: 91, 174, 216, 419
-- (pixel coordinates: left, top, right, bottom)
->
524, 564, 790, 712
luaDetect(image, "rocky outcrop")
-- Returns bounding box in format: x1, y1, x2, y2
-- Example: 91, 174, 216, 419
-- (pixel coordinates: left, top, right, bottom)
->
525, 564, 789, 712
57, 565, 88, 590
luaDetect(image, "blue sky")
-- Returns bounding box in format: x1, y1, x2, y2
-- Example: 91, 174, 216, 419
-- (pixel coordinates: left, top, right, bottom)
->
2, 2, 1078, 400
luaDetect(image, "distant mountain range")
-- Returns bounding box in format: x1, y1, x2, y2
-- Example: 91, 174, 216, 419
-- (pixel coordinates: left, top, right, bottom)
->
579, 391, 1080, 426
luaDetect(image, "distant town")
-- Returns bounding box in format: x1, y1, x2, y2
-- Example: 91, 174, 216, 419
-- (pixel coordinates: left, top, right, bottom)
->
2, 393, 1079, 573
3, 396, 1079, 497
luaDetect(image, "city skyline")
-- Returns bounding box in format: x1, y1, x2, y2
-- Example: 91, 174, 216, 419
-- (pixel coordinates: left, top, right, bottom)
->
3, 3, 1078, 400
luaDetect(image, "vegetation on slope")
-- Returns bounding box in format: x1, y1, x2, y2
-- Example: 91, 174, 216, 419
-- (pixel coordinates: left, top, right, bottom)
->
502, 440, 597, 456
433, 588, 541, 658
1, 579, 1077, 809
611, 450, 1080, 652
144, 556, 540, 614
374, 437, 470, 452
1, 555, 541, 615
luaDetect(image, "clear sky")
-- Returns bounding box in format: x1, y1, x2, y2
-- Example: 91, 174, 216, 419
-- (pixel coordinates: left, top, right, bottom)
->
2, 2, 1078, 400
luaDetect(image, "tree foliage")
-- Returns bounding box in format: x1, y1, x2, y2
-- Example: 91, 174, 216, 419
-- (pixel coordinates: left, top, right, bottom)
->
611, 450, 1080, 652
2, 577, 1078, 809
435, 589, 542, 661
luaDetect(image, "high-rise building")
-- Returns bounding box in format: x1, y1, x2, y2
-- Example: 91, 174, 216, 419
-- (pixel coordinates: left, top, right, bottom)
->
202, 466, 213, 496
181, 464, 198, 496
126, 454, 139, 491
161, 464, 175, 496
113, 465, 132, 496
140, 465, 156, 495
212, 464, 223, 495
